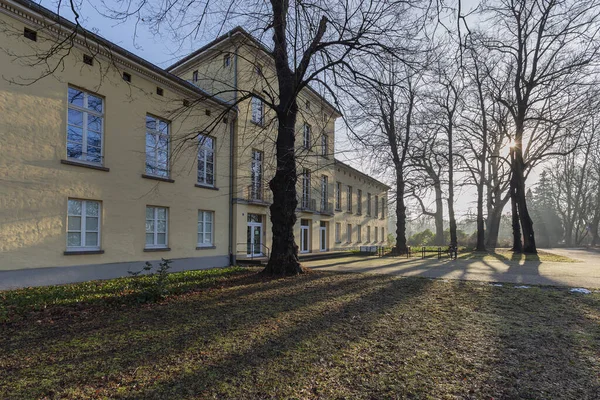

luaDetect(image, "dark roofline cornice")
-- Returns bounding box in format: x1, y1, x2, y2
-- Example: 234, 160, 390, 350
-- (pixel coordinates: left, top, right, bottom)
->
3, 0, 232, 109
167, 26, 343, 117
334, 159, 391, 191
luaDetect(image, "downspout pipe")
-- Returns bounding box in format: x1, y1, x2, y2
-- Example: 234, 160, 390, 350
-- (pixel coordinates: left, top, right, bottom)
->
229, 39, 239, 266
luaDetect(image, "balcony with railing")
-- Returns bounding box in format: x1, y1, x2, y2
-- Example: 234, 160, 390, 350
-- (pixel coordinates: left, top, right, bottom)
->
320, 201, 334, 216
245, 183, 272, 205
299, 196, 317, 213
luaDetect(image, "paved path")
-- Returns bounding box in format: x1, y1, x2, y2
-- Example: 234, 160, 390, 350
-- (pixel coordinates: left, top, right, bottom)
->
305, 251, 600, 288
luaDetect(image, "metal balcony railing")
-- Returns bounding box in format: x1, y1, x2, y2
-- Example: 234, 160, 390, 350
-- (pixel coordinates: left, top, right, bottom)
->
320, 201, 334, 215
245, 183, 272, 204
300, 197, 317, 212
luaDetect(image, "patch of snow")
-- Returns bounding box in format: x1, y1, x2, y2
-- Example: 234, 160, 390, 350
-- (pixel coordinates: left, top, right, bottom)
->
570, 288, 592, 294
514, 285, 531, 289
491, 283, 503, 287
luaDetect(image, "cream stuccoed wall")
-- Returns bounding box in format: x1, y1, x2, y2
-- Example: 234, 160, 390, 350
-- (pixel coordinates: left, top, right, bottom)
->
170, 37, 341, 257
332, 162, 389, 250
0, 10, 232, 275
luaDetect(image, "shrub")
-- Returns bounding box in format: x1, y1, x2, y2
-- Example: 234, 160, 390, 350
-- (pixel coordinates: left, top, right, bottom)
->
128, 258, 172, 302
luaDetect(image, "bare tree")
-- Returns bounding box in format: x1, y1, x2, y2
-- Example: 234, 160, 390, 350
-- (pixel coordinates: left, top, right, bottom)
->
479, 0, 600, 253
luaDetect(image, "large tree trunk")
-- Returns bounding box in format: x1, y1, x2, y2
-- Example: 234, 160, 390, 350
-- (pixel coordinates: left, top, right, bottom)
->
448, 136, 457, 248
510, 150, 522, 252
263, 0, 303, 275
591, 186, 600, 246
514, 122, 537, 254
434, 182, 444, 246
476, 179, 486, 251
396, 173, 408, 253
264, 107, 302, 275
485, 208, 503, 249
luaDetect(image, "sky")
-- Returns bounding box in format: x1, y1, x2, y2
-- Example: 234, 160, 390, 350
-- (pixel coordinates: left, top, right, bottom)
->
37, 0, 535, 221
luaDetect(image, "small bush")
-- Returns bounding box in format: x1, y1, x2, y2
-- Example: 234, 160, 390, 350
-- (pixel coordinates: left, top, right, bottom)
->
128, 258, 173, 302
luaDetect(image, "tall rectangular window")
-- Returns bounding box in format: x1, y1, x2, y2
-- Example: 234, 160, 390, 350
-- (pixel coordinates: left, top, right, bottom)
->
198, 210, 214, 247
357, 190, 362, 215
302, 169, 311, 208
67, 199, 101, 250
192, 70, 198, 82
375, 225, 378, 242
367, 193, 372, 216
347, 224, 352, 243
374, 195, 379, 218
357, 225, 362, 243
145, 206, 168, 248
347, 186, 353, 213
335, 182, 342, 210
381, 197, 385, 218
303, 123, 311, 149
321, 175, 328, 211
381, 227, 385, 242
145, 115, 170, 177
251, 150, 262, 199
367, 226, 371, 242
198, 135, 215, 186
67, 87, 104, 164
251, 96, 264, 125
335, 223, 341, 242
321, 133, 328, 156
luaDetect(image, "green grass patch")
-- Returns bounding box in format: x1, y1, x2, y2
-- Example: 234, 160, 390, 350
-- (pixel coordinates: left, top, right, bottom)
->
0, 266, 248, 322
1, 269, 599, 399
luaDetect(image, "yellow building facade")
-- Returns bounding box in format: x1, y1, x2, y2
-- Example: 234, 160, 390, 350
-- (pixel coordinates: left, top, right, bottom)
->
0, 1, 388, 288
167, 29, 389, 262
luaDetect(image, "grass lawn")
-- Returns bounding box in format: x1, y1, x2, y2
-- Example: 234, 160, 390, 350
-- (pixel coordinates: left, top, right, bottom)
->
457, 249, 579, 263
1, 267, 599, 399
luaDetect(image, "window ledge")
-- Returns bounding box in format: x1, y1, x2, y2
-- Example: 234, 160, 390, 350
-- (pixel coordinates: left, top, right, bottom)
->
61, 159, 109, 172
144, 247, 171, 252
195, 183, 219, 191
142, 174, 174, 183
196, 245, 216, 250
64, 250, 104, 255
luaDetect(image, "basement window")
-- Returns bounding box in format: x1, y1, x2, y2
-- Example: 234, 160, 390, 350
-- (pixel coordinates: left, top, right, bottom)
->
122, 72, 131, 82
24, 27, 37, 41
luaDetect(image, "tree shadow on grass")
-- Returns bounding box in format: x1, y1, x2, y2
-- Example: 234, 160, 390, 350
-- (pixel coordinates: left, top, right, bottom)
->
0, 272, 430, 399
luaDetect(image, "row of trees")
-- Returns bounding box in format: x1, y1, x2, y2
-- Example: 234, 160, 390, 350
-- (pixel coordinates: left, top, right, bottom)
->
348, 0, 600, 255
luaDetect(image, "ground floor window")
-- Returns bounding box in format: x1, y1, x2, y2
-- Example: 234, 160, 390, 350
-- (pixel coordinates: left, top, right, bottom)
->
347, 224, 352, 243
198, 210, 214, 246
335, 223, 341, 243
357, 225, 362, 243
367, 226, 371, 242
146, 206, 168, 248
67, 199, 101, 250
375, 226, 378, 242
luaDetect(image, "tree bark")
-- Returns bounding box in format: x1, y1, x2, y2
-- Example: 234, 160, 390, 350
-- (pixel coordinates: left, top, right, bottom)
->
396, 174, 408, 253
510, 148, 522, 252
514, 129, 537, 253
263, 0, 303, 275
448, 129, 457, 248
434, 181, 444, 245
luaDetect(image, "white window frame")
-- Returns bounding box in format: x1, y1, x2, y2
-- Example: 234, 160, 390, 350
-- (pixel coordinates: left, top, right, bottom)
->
303, 123, 311, 149
302, 169, 311, 208
197, 135, 215, 186
321, 175, 328, 210
198, 210, 214, 247
251, 96, 264, 125
145, 206, 168, 248
347, 186, 353, 213
67, 199, 101, 251
145, 114, 170, 178
67, 87, 104, 165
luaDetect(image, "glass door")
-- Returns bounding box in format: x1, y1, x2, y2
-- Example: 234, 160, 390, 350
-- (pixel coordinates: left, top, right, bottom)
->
300, 219, 310, 253
320, 222, 327, 251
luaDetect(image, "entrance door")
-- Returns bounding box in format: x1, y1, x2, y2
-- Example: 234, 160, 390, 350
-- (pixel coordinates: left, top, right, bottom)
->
247, 214, 263, 256
319, 222, 327, 252
300, 219, 310, 253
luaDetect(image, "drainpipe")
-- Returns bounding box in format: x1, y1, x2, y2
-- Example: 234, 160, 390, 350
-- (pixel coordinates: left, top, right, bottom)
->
228, 41, 239, 266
